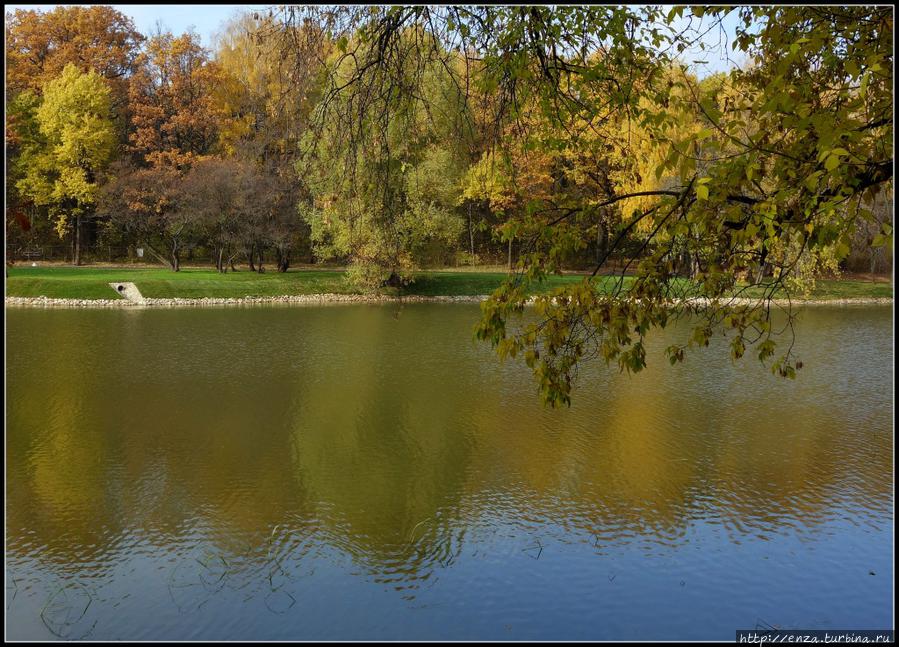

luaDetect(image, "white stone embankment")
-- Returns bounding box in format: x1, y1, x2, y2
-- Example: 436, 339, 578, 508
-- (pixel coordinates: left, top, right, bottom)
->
4, 294, 893, 308
4, 294, 490, 308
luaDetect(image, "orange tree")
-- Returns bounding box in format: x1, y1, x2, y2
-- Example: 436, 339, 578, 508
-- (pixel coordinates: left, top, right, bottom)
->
128, 31, 231, 169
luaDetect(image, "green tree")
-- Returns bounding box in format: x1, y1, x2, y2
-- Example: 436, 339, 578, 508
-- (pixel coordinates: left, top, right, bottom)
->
272, 6, 893, 404
299, 25, 471, 289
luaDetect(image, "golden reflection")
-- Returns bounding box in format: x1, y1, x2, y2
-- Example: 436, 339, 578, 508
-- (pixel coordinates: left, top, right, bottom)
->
6, 306, 893, 583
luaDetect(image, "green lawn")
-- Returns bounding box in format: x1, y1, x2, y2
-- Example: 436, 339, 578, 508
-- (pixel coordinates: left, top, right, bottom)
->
3, 266, 590, 299
4, 265, 892, 300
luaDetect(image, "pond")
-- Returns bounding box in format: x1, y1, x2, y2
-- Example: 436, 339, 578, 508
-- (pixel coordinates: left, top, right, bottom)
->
5, 303, 893, 640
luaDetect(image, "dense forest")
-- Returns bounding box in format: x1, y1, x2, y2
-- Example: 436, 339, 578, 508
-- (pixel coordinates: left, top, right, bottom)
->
5, 6, 893, 403
6, 7, 891, 275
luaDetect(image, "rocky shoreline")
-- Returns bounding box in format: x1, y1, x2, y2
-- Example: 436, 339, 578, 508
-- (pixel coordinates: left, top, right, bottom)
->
4, 294, 490, 308
4, 294, 893, 308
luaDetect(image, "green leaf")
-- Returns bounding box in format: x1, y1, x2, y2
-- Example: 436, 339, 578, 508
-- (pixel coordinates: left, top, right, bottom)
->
804, 171, 821, 191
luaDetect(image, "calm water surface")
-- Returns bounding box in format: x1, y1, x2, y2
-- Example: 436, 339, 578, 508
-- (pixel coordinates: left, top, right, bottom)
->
5, 304, 894, 640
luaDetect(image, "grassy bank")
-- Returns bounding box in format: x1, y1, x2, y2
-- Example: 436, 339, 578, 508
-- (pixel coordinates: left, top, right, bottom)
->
4, 266, 893, 301
4, 266, 586, 299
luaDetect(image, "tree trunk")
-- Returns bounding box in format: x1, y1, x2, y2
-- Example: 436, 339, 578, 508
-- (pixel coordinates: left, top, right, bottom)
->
507, 237, 513, 272
468, 202, 475, 256
246, 243, 255, 271
171, 241, 180, 272
256, 246, 264, 273
145, 241, 171, 269
596, 219, 608, 265
73, 214, 81, 266
276, 247, 289, 272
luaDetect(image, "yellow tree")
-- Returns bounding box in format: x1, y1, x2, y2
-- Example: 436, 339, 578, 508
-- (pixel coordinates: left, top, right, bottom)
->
213, 12, 327, 162
16, 64, 117, 265
5, 6, 143, 247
